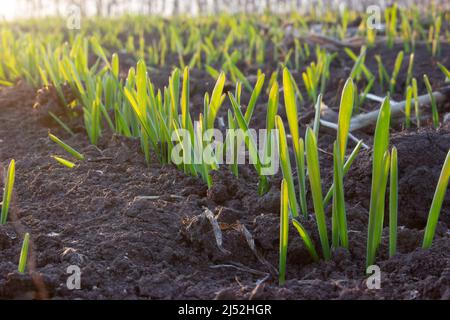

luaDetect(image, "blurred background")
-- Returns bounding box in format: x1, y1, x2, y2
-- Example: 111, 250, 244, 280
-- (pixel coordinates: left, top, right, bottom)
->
2, 0, 449, 20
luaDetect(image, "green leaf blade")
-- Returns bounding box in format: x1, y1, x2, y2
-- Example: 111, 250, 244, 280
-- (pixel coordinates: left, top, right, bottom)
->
1, 159, 15, 225
423, 150, 450, 249
305, 127, 330, 260
49, 133, 84, 160
18, 232, 30, 274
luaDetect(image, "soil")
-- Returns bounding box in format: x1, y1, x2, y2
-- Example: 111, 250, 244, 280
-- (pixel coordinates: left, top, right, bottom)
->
0, 40, 449, 300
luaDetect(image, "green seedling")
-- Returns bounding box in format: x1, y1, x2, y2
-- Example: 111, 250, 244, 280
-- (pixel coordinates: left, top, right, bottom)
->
404, 85, 412, 128
366, 97, 391, 267
1, 159, 15, 225
305, 127, 331, 260
283, 68, 307, 216
437, 63, 450, 82
332, 141, 347, 248
412, 78, 420, 127
389, 51, 404, 94
52, 156, 76, 169
292, 219, 319, 262
423, 74, 439, 128
279, 179, 289, 285
49, 133, 84, 160
18, 232, 30, 274
422, 150, 450, 249
389, 147, 398, 257
276, 116, 299, 217
406, 53, 414, 87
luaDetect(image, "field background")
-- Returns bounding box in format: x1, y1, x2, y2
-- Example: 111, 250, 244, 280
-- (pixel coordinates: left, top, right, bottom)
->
3, 0, 450, 19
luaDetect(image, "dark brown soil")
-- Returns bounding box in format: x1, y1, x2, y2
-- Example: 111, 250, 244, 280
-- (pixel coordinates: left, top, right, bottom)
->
0, 40, 449, 299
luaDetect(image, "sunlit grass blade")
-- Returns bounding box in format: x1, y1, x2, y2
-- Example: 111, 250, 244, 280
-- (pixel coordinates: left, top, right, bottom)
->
244, 73, 265, 124
124, 87, 153, 141
1, 159, 15, 225
404, 85, 412, 128
313, 94, 322, 139
292, 219, 319, 261
289, 71, 304, 103
263, 81, 279, 174
337, 78, 354, 162
235, 81, 242, 105
332, 141, 348, 248
366, 97, 391, 267
181, 67, 195, 144
422, 150, 450, 249
194, 114, 212, 187
169, 68, 181, 115
279, 179, 289, 285
275, 115, 299, 217
52, 156, 76, 169
423, 74, 439, 128
389, 147, 398, 257
266, 81, 279, 139
412, 78, 420, 127
18, 232, 30, 274
437, 62, 450, 82
405, 53, 414, 87
283, 67, 307, 216
431, 16, 442, 56
297, 138, 307, 217
331, 192, 339, 248
375, 55, 390, 92
111, 53, 119, 79
90, 36, 110, 69
389, 51, 404, 94
305, 127, 330, 260
0, 80, 13, 86
227, 110, 239, 177
49, 133, 84, 160
206, 72, 226, 129
346, 47, 373, 81
205, 65, 220, 79
374, 151, 391, 250
386, 4, 398, 48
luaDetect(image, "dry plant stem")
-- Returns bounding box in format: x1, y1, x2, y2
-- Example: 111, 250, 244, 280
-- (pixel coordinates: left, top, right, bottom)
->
350, 87, 450, 131
203, 207, 230, 255
209, 264, 269, 276
238, 223, 278, 277
289, 33, 362, 50
365, 94, 398, 104
320, 120, 370, 149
